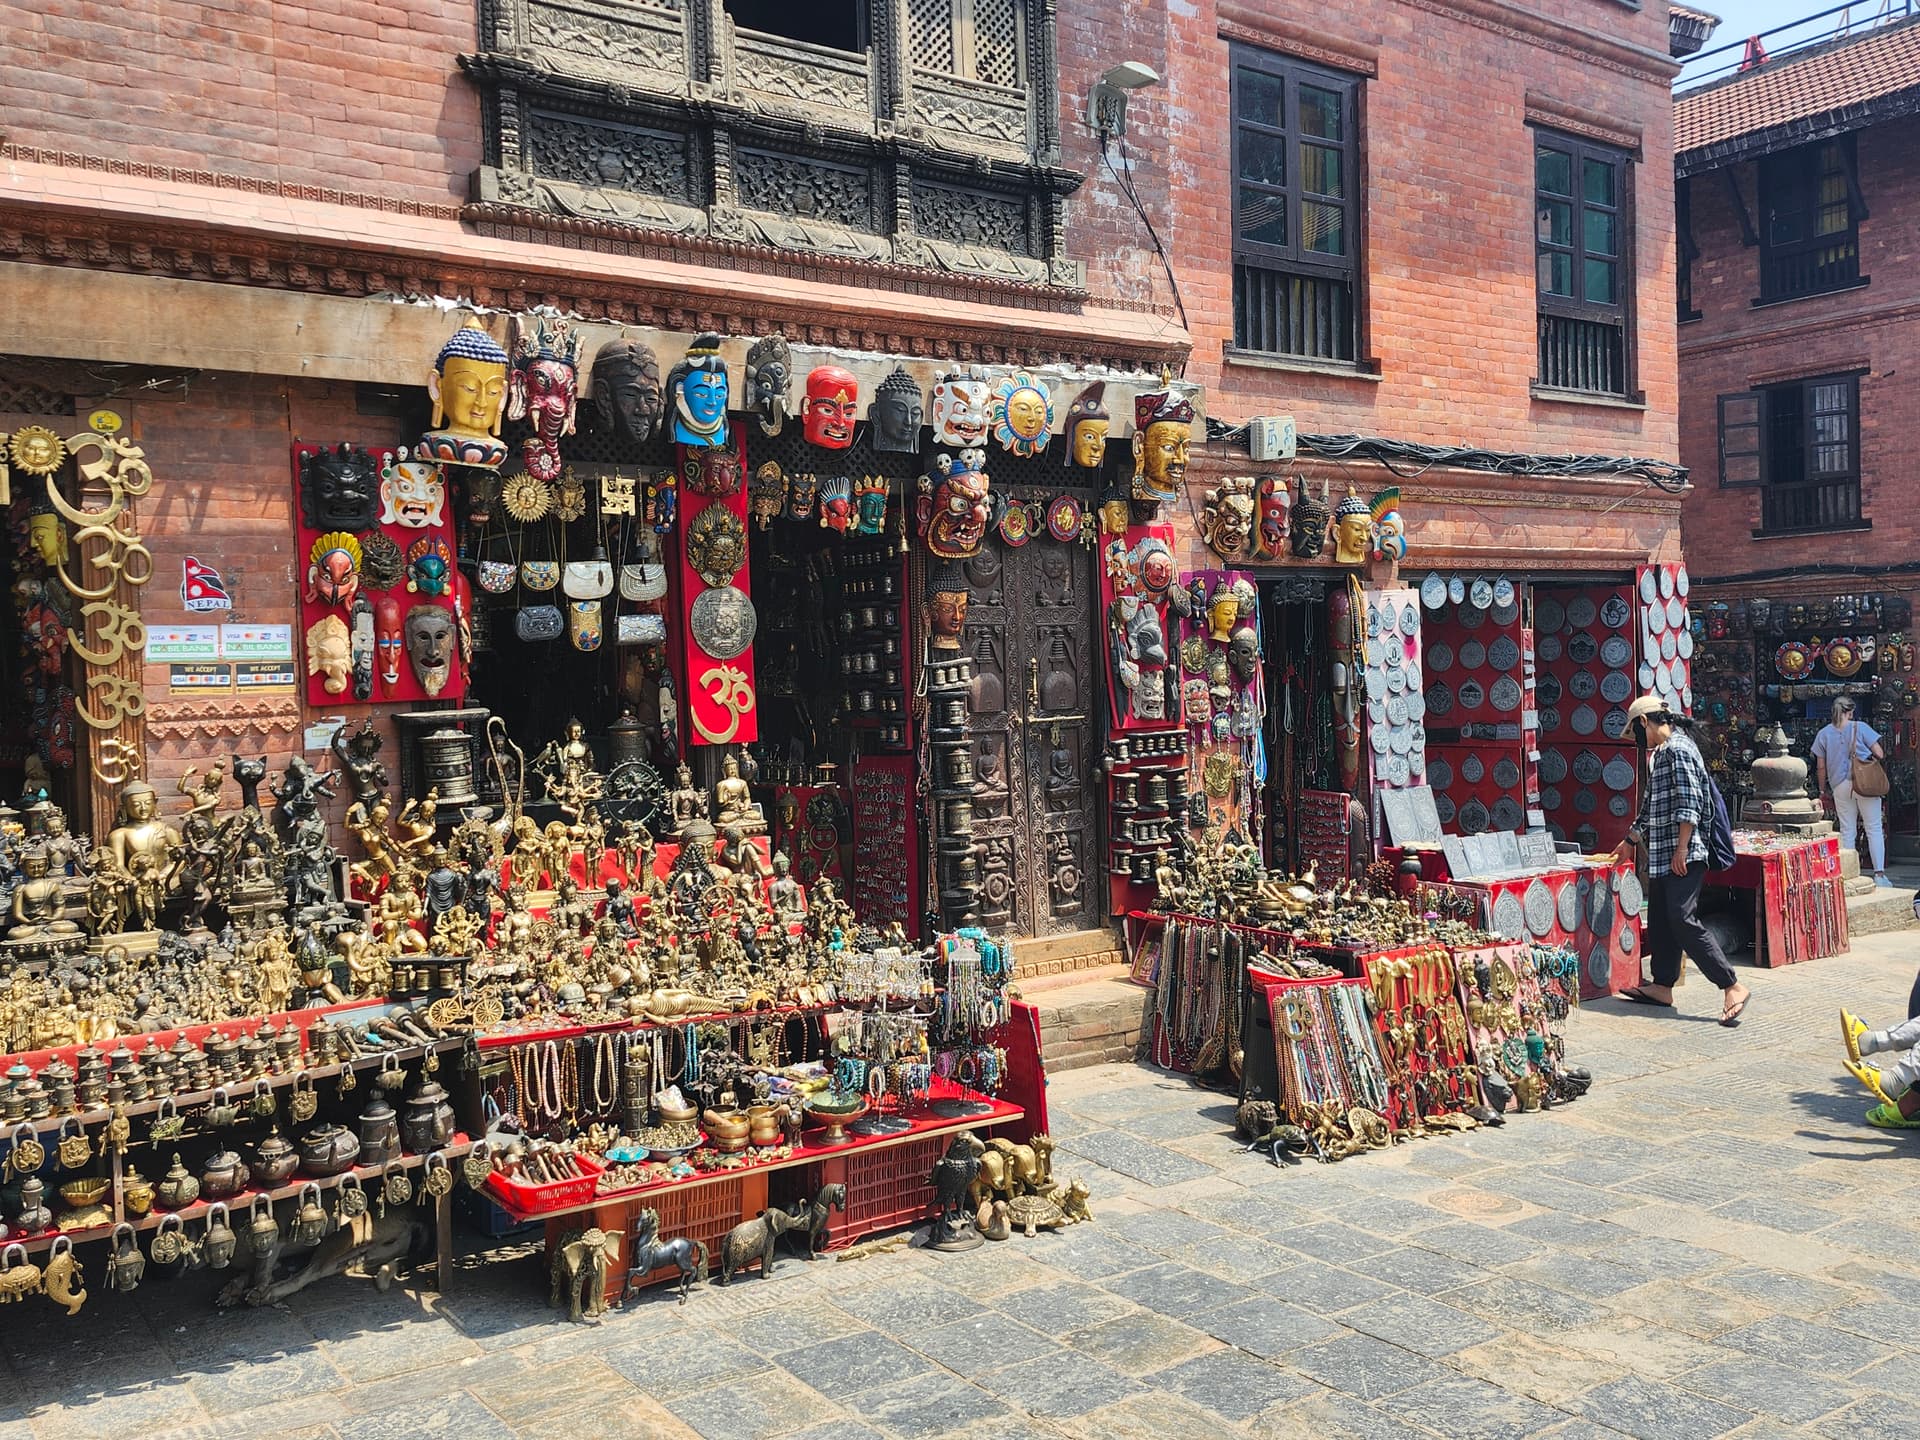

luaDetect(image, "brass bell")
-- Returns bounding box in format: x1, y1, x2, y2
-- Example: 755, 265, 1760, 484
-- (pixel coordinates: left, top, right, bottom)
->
108, 1223, 145, 1293
291, 1183, 330, 1246
201, 1202, 237, 1270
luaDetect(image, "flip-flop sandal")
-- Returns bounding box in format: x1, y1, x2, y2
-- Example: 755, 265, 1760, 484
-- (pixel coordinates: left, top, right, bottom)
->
1618, 987, 1673, 1008
1866, 1102, 1920, 1129
1845, 1056, 1891, 1105
1720, 996, 1752, 1028
1842, 1008, 1868, 1065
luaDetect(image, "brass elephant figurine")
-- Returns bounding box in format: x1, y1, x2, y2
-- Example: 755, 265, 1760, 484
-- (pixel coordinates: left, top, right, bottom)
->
551, 1226, 621, 1323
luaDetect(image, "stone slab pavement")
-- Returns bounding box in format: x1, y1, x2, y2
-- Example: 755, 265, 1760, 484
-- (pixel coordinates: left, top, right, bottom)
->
7, 930, 1920, 1440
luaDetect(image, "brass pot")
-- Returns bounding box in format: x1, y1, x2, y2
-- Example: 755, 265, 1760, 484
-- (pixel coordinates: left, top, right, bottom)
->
398, 1078, 456, 1155
298, 1123, 361, 1178
200, 1149, 246, 1202
702, 1109, 751, 1153
747, 1105, 782, 1146
249, 1126, 299, 1188
155, 1154, 200, 1210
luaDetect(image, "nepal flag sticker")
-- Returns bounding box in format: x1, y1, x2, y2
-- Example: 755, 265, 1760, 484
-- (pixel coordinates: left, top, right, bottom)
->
181, 556, 233, 613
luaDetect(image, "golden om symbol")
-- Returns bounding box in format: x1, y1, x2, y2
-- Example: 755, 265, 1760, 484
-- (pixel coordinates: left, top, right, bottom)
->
75, 674, 147, 732
95, 738, 143, 786
50, 433, 155, 729
690, 664, 756, 744
68, 601, 147, 667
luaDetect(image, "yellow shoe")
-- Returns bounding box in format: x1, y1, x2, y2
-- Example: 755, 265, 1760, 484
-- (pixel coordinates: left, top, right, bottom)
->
1845, 1055, 1891, 1105
1842, 1008, 1868, 1065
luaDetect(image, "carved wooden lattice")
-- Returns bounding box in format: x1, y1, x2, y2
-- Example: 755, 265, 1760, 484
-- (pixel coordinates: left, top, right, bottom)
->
908, 0, 957, 74
0, 377, 75, 415
971, 0, 1019, 88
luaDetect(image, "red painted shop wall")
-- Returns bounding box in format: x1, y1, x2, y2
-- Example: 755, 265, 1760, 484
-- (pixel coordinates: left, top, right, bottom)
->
1058, 0, 1680, 461
131, 375, 414, 849
1678, 114, 1920, 579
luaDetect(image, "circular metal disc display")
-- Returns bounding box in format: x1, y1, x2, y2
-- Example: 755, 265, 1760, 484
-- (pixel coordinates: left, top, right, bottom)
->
1490, 675, 1523, 712
688, 585, 757, 659
1600, 634, 1632, 669
1427, 758, 1453, 791
1428, 642, 1454, 673
1458, 679, 1485, 710
1601, 707, 1630, 740
1573, 787, 1597, 814
1471, 577, 1494, 609
1640, 570, 1659, 603
1461, 753, 1486, 784
1459, 604, 1488, 630
1494, 576, 1516, 607
1491, 796, 1524, 832
1369, 698, 1387, 725
1493, 756, 1521, 789
1435, 792, 1456, 823
1423, 573, 1449, 609
1427, 684, 1455, 717
1568, 632, 1599, 664
1569, 669, 1598, 700
1387, 665, 1407, 694
1372, 727, 1391, 754
1538, 634, 1563, 662
1386, 754, 1411, 786
1491, 887, 1523, 934
1557, 881, 1581, 931
1460, 640, 1488, 671
1572, 750, 1603, 784
1403, 601, 1420, 634
1601, 595, 1631, 629
1539, 707, 1562, 733
1659, 566, 1675, 599
1678, 630, 1695, 660
1389, 726, 1411, 755
1601, 670, 1633, 704
1536, 595, 1566, 635
1489, 635, 1521, 672
1540, 785, 1563, 810
1590, 944, 1612, 988
1491, 598, 1520, 626
1661, 630, 1678, 662
1537, 674, 1564, 706
1539, 750, 1569, 784
1608, 793, 1632, 817
1461, 798, 1491, 835
1603, 755, 1637, 791
1676, 565, 1690, 597
1407, 688, 1426, 719
1525, 879, 1555, 936
1667, 595, 1686, 629
1620, 923, 1637, 956
1449, 576, 1467, 605
1366, 667, 1387, 699
1619, 869, 1644, 914
1387, 694, 1409, 726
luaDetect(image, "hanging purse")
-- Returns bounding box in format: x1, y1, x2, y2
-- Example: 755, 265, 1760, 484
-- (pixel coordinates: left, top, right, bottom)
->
1850, 720, 1891, 798
618, 613, 667, 646
568, 600, 604, 652
564, 543, 614, 600
521, 560, 559, 592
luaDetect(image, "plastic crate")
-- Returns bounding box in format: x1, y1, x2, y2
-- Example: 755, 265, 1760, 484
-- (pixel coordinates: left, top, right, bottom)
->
486, 1152, 604, 1214
803, 1135, 945, 1251
624, 1171, 768, 1293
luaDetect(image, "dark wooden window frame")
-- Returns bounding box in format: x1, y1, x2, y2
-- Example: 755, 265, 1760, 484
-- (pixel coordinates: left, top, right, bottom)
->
1228, 44, 1364, 364
1756, 135, 1865, 305
1532, 126, 1636, 398
1677, 174, 1700, 323
1721, 370, 1869, 535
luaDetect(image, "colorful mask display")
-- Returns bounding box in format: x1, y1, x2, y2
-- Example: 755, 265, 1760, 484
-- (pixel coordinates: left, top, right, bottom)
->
853, 475, 889, 534
1332, 489, 1373, 566
299, 444, 380, 532
743, 334, 792, 437
871, 368, 924, 454
406, 535, 453, 596
819, 476, 854, 533
305, 532, 362, 608
377, 449, 446, 529
1370, 487, 1407, 562
920, 449, 991, 560
1255, 475, 1291, 559
802, 366, 859, 450
405, 604, 455, 698
931, 371, 990, 447
667, 333, 730, 448
1065, 382, 1110, 470
591, 337, 664, 446
786, 471, 819, 521
1131, 389, 1193, 510
421, 322, 511, 468
990, 371, 1052, 457
306, 615, 352, 695
373, 594, 404, 693
508, 314, 583, 483
682, 440, 743, 499
1201, 475, 1256, 561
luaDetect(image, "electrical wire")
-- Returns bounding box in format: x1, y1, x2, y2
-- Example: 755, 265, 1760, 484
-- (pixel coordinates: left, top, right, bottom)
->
1203, 416, 1691, 491
1101, 132, 1190, 354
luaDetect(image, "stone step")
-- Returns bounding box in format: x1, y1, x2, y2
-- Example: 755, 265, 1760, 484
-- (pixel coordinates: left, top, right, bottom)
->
1011, 926, 1125, 981
1848, 880, 1918, 938
1031, 973, 1151, 1073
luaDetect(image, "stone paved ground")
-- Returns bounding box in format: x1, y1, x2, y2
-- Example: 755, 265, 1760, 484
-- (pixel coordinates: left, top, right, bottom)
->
7, 930, 1920, 1440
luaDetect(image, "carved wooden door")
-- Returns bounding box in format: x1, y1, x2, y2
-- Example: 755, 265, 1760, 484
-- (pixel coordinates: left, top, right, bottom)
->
962, 517, 1101, 936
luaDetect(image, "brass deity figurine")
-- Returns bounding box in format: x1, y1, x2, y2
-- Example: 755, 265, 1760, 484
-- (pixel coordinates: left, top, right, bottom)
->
713, 753, 765, 834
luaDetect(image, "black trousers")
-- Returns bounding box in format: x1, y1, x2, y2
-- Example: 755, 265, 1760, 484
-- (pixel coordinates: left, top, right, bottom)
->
1646, 861, 1739, 991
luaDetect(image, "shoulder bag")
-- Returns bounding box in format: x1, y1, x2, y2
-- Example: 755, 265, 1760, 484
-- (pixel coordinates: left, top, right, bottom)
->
1850, 720, 1890, 797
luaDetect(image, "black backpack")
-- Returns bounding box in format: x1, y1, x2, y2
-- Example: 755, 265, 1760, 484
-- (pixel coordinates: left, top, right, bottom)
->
1705, 778, 1737, 871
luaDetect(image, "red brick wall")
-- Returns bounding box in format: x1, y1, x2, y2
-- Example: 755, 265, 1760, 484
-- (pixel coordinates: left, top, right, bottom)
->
1, 0, 479, 205
129, 376, 412, 845
1060, 0, 1681, 463
1678, 114, 1920, 579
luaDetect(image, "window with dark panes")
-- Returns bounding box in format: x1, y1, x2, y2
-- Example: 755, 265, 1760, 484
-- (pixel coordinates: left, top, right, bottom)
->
1677, 176, 1699, 321
907, 0, 1023, 86
1758, 137, 1861, 302
1229, 46, 1360, 363
1533, 130, 1630, 395
726, 0, 865, 52
1717, 373, 1864, 532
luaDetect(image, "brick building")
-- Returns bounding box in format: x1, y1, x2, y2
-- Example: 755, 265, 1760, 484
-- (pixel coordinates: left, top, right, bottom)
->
0, 0, 1706, 949
1674, 12, 1920, 832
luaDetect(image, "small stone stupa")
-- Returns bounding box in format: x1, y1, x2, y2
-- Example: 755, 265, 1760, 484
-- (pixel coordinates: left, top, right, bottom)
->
1742, 724, 1833, 835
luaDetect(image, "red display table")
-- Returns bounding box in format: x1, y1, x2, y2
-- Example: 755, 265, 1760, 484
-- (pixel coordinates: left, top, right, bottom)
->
1709, 834, 1847, 967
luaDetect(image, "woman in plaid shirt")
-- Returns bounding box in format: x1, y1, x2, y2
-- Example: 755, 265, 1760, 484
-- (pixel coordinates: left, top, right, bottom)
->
1613, 696, 1752, 1026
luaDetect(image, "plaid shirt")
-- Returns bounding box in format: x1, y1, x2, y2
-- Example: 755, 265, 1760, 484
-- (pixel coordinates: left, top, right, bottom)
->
1634, 731, 1712, 873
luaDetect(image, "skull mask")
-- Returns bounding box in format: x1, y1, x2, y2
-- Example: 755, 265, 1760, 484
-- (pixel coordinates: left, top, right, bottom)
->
921, 449, 991, 560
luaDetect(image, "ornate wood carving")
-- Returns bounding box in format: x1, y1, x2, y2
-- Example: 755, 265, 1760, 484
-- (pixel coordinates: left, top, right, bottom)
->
146, 696, 303, 738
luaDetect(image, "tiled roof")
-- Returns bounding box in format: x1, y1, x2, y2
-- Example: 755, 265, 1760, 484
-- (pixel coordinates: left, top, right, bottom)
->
1675, 15, 1920, 159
